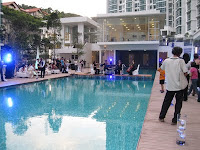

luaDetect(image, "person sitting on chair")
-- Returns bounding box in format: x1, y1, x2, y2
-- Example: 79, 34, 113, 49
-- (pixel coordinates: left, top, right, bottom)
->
115, 60, 122, 75
101, 60, 109, 73
127, 60, 136, 75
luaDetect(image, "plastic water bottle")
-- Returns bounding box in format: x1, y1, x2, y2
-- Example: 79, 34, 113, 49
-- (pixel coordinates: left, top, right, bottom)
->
176, 114, 187, 145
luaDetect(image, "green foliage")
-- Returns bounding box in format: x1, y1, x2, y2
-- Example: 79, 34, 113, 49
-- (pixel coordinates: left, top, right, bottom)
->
19, 4, 36, 9
40, 53, 50, 60
42, 7, 53, 15
73, 43, 85, 58
47, 12, 61, 30
2, 6, 44, 60
0, 25, 6, 42
41, 38, 53, 53
46, 12, 62, 58
58, 12, 80, 18
3, 6, 44, 31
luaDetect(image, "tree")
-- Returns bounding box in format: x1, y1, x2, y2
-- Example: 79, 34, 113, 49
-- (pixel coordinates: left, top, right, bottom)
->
19, 4, 36, 9
47, 12, 62, 58
41, 38, 51, 53
72, 43, 85, 60
2, 6, 44, 61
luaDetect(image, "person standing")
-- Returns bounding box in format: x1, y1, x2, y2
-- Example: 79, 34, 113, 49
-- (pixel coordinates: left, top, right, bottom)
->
60, 57, 65, 73
192, 54, 200, 95
188, 62, 200, 102
159, 47, 188, 125
40, 58, 45, 78
83, 60, 86, 68
0, 60, 5, 81
182, 53, 191, 101
157, 64, 165, 93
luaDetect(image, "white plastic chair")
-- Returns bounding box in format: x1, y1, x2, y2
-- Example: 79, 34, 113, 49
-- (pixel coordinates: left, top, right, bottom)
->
90, 64, 95, 74
51, 70, 60, 74
132, 64, 140, 75
16, 72, 30, 78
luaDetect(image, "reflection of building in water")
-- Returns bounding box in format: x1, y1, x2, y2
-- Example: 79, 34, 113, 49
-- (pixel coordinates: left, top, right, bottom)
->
0, 119, 6, 150
12, 118, 28, 135
0, 78, 153, 149
48, 109, 63, 133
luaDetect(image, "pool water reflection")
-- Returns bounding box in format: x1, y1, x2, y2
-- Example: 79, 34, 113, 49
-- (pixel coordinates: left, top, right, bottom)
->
0, 78, 153, 150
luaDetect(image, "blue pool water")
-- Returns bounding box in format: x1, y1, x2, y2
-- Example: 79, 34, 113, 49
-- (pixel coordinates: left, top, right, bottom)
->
0, 77, 153, 150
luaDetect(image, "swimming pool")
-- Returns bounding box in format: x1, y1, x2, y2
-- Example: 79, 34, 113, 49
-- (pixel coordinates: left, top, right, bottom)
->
0, 77, 153, 150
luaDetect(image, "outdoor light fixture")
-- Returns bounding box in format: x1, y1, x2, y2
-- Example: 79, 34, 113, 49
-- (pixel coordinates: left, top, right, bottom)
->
4, 53, 12, 63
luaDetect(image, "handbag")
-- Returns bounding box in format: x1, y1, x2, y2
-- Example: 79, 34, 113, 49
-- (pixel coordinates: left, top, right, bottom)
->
179, 59, 188, 90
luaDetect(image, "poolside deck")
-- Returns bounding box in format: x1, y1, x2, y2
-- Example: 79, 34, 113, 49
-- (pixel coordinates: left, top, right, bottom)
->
0, 69, 199, 150
137, 72, 200, 150
0, 68, 152, 88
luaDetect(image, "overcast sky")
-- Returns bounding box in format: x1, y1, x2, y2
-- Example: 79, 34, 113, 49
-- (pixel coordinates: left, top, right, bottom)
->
3, 0, 107, 17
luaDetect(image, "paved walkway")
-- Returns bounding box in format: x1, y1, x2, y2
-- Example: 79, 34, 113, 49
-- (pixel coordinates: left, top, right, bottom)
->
137, 72, 200, 150
0, 69, 91, 88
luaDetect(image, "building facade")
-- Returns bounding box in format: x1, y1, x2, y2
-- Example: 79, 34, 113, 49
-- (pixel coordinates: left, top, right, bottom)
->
92, 10, 165, 68
54, 17, 98, 66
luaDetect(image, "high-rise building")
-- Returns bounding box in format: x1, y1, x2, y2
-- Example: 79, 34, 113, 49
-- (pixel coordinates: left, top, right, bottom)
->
106, 0, 200, 40
107, 0, 167, 13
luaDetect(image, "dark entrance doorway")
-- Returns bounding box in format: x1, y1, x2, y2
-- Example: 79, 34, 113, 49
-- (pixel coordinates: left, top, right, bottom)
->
116, 50, 157, 69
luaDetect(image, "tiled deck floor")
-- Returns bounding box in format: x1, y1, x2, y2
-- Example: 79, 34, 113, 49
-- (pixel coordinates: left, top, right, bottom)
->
0, 73, 70, 88
0, 69, 91, 88
137, 72, 200, 150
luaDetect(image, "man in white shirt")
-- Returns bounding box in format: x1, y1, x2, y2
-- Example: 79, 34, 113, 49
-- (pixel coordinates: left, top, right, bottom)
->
159, 47, 188, 125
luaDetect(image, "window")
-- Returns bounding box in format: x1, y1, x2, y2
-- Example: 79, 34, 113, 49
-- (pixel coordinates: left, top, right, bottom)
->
176, 17, 182, 26
187, 13, 191, 21
126, 8, 132, 12
187, 22, 191, 31
176, 8, 182, 17
176, 26, 182, 34
198, 18, 200, 29
71, 55, 78, 60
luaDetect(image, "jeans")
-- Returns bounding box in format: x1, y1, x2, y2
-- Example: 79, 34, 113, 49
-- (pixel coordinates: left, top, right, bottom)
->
40, 67, 45, 78
159, 90, 183, 123
188, 79, 200, 100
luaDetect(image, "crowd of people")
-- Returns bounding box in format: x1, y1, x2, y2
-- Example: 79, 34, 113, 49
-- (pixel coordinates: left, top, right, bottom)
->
92, 59, 137, 75
15, 58, 88, 79
158, 47, 200, 125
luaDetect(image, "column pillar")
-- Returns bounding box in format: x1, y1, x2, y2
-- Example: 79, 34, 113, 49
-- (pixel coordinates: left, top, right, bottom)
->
61, 24, 65, 47
114, 50, 116, 65
99, 50, 102, 64
78, 23, 84, 44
